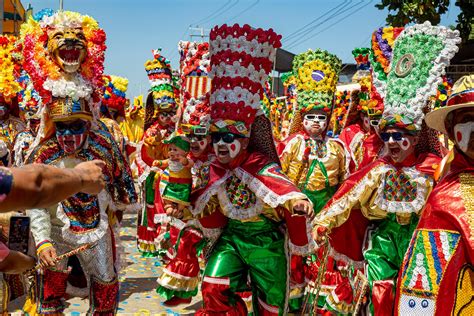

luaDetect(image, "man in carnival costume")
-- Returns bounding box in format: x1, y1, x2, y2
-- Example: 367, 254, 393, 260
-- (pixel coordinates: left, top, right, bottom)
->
136, 49, 178, 256
313, 22, 460, 315
339, 39, 401, 174
394, 74, 474, 315
20, 10, 139, 314
0, 35, 25, 160
13, 71, 42, 166
187, 23, 314, 316
154, 40, 213, 307
100, 74, 129, 154
278, 49, 349, 311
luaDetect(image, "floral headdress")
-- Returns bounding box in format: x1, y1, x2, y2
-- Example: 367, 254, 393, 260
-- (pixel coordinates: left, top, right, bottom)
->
17, 70, 42, 120
351, 47, 371, 83
380, 22, 461, 131
293, 49, 342, 113
102, 75, 128, 117
20, 10, 106, 106
178, 41, 211, 134
144, 49, 177, 112
0, 35, 22, 105
209, 23, 281, 137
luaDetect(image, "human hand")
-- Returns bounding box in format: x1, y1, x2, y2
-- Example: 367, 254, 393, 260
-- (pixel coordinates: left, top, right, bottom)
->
164, 201, 184, 219
74, 160, 106, 194
38, 245, 57, 269
292, 199, 313, 218
312, 226, 328, 245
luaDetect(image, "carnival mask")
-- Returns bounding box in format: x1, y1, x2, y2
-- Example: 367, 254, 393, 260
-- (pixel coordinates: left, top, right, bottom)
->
55, 119, 89, 154
48, 27, 87, 73
453, 122, 474, 153
303, 113, 327, 136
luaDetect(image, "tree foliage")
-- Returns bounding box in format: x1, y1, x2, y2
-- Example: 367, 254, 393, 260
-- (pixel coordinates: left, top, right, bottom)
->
375, 0, 450, 26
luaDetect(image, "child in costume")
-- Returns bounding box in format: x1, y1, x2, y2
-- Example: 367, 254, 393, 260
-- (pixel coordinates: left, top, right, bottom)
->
187, 23, 314, 316
394, 74, 473, 315
279, 49, 349, 312
20, 10, 139, 314
136, 49, 178, 257
312, 22, 460, 315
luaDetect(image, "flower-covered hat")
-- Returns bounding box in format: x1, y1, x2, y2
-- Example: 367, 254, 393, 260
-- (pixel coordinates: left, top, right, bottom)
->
379, 22, 461, 131
208, 23, 282, 137
102, 75, 128, 117
20, 10, 106, 106
292, 49, 342, 113
178, 41, 211, 134
425, 74, 474, 135
0, 35, 21, 105
144, 49, 177, 112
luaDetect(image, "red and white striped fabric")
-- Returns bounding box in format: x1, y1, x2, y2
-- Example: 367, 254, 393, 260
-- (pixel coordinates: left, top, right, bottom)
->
185, 76, 211, 99
208, 24, 282, 135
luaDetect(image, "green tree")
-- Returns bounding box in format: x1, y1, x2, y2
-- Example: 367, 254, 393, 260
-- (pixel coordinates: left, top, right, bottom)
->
455, 0, 474, 43
375, 0, 450, 26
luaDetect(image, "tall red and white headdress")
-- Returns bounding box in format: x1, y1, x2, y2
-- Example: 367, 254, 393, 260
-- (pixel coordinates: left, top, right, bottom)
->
209, 24, 282, 137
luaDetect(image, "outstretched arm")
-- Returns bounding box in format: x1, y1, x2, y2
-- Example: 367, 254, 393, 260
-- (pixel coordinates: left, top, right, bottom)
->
0, 160, 106, 212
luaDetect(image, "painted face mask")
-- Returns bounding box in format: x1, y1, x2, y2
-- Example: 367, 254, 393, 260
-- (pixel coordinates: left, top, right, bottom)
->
55, 120, 89, 154
212, 133, 243, 159
303, 113, 327, 134
454, 122, 474, 153
363, 116, 371, 131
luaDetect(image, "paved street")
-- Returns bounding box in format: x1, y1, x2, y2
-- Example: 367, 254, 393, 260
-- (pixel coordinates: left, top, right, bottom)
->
10, 213, 202, 315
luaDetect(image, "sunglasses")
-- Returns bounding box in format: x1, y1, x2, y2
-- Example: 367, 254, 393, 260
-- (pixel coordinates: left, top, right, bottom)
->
304, 114, 327, 120
189, 134, 207, 142
159, 112, 175, 117
55, 120, 87, 133
370, 120, 380, 127
380, 132, 408, 142
211, 132, 245, 144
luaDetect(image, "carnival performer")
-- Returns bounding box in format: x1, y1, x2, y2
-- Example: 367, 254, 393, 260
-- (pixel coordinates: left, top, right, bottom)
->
278, 49, 349, 311
100, 74, 129, 154
20, 10, 139, 314
339, 43, 397, 174
153, 41, 213, 307
394, 75, 474, 315
312, 22, 460, 315
13, 71, 42, 166
186, 23, 314, 316
0, 35, 25, 156
136, 49, 178, 256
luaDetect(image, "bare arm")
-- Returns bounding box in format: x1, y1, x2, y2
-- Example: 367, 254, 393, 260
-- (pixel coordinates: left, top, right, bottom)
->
0, 160, 106, 212
0, 250, 35, 274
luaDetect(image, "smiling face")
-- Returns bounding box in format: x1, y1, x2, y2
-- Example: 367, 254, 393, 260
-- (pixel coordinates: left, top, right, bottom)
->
380, 127, 419, 163
211, 132, 249, 165
48, 27, 87, 73
189, 134, 210, 158
448, 108, 474, 160
303, 109, 328, 137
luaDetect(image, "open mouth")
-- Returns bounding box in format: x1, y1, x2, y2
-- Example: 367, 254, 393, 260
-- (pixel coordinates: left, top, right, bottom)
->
217, 147, 229, 157
388, 147, 401, 156
64, 140, 76, 147
58, 46, 83, 67
190, 144, 201, 152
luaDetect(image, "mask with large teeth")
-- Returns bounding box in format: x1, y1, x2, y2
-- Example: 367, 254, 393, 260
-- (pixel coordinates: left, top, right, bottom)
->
48, 28, 87, 73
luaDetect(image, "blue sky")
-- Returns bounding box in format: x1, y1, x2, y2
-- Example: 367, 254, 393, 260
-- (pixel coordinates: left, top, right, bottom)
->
26, 0, 461, 98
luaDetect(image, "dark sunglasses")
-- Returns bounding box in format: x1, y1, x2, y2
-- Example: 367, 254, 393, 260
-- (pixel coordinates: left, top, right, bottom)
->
159, 112, 175, 117
380, 132, 406, 142
211, 132, 245, 144
55, 120, 87, 133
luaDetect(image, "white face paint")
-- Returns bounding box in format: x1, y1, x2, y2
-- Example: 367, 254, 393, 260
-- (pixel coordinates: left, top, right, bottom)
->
363, 116, 371, 131
454, 122, 474, 153
213, 139, 241, 159
303, 114, 327, 135
397, 136, 411, 151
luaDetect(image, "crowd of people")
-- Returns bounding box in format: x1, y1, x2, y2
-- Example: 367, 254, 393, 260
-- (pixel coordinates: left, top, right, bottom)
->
0, 7, 472, 316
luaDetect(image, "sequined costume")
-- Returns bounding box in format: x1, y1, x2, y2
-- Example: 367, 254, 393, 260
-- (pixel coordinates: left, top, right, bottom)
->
312, 22, 460, 315
136, 50, 178, 257
395, 75, 474, 315
19, 10, 139, 314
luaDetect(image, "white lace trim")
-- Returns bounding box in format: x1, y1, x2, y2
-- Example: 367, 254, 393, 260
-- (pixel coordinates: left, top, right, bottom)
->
288, 218, 317, 256
328, 247, 365, 270
374, 165, 433, 214
191, 170, 231, 216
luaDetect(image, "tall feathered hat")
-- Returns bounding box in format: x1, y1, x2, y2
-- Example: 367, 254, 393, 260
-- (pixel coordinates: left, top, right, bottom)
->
178, 41, 211, 134
208, 23, 282, 137
101, 75, 128, 118
379, 22, 461, 131
292, 49, 342, 114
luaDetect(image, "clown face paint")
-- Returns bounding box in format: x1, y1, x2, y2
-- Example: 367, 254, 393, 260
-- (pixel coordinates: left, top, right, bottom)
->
303, 113, 327, 137
362, 116, 371, 131
213, 139, 241, 159
190, 135, 209, 158
454, 121, 474, 153
55, 120, 89, 154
